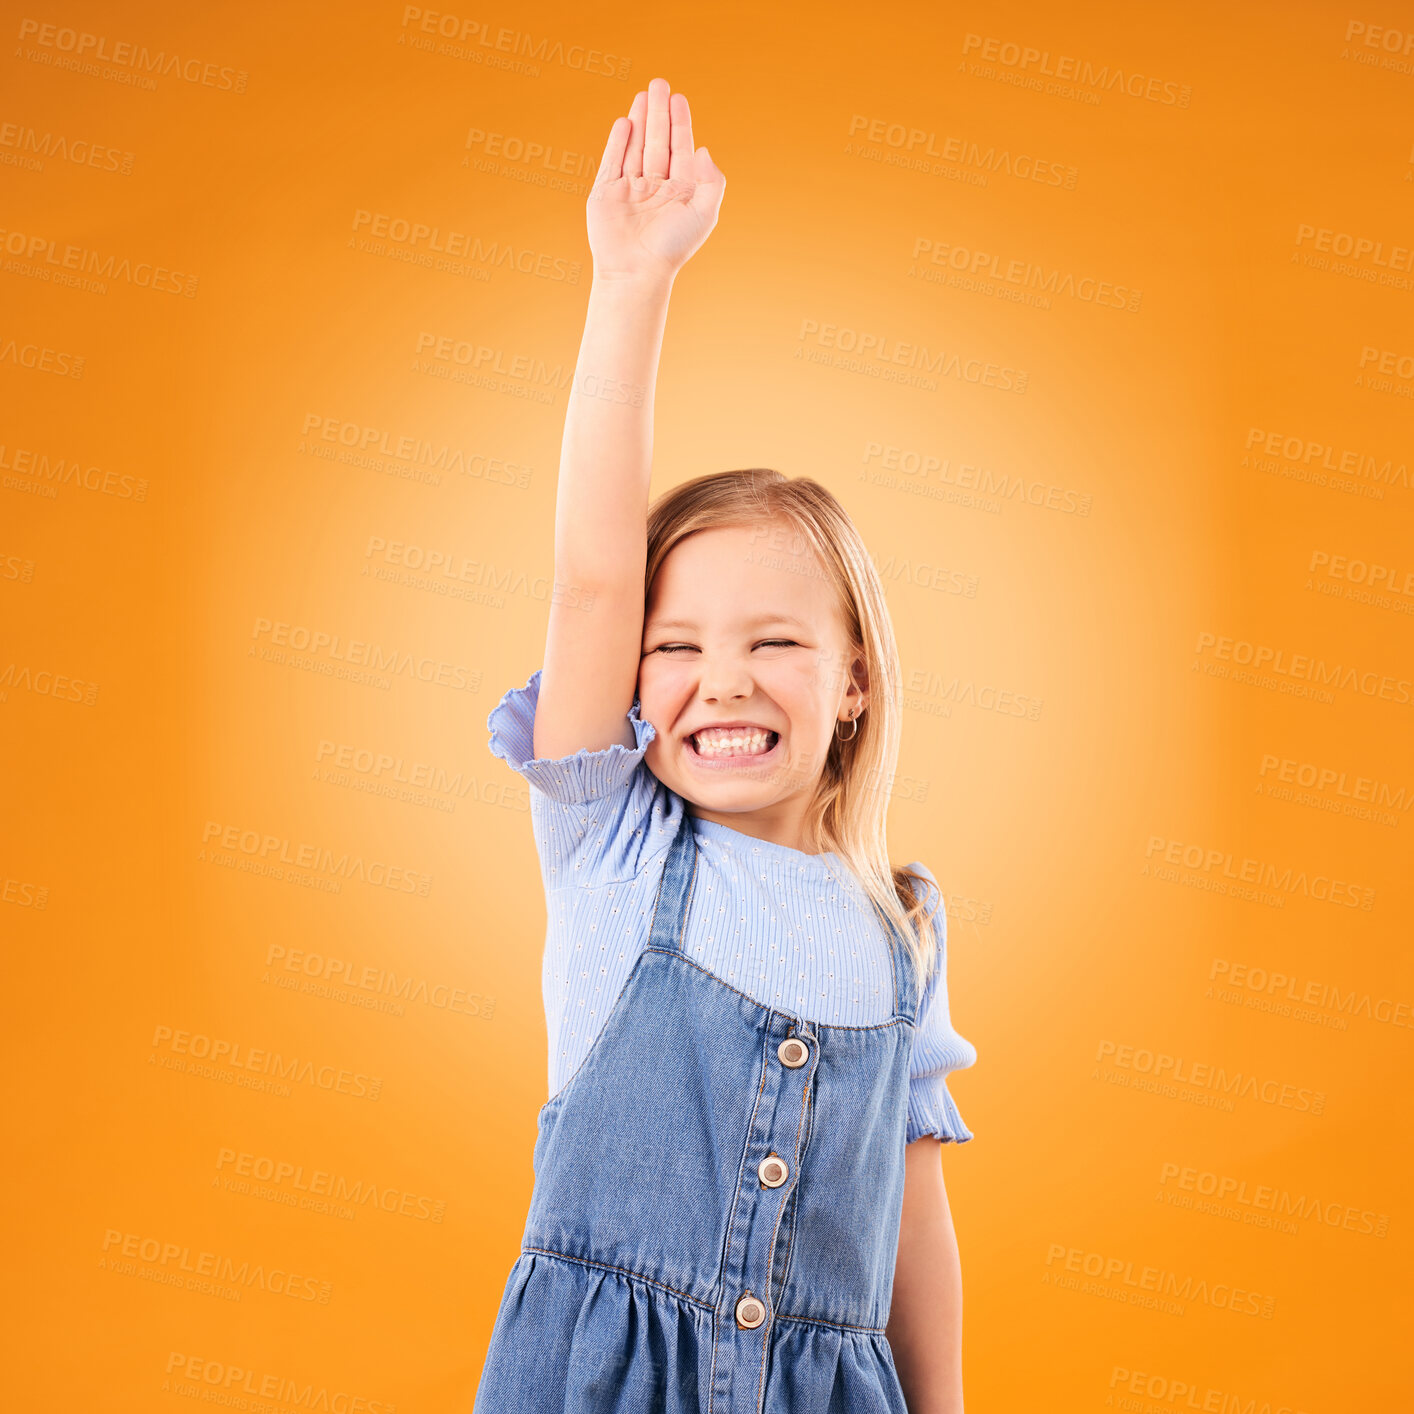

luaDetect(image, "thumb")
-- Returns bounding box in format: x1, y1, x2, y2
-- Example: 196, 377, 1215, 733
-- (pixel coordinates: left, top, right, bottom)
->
690, 149, 724, 221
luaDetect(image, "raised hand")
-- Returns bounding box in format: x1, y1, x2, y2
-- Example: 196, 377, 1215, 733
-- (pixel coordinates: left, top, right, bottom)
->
587, 77, 726, 282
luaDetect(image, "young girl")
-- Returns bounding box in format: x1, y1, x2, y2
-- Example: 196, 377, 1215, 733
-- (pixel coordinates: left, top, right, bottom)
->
474, 79, 977, 1414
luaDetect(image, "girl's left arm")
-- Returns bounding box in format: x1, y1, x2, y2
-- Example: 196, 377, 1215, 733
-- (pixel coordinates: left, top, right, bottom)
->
886, 1137, 964, 1414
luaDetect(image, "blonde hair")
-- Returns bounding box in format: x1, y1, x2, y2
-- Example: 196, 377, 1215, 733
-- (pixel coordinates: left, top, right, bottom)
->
644, 467, 941, 984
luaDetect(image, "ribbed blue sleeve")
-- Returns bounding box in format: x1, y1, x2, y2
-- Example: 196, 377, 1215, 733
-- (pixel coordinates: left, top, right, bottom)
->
486, 667, 672, 889
903, 863, 977, 1145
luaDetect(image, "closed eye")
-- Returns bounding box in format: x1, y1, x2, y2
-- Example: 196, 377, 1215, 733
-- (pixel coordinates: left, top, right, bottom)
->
650, 639, 800, 655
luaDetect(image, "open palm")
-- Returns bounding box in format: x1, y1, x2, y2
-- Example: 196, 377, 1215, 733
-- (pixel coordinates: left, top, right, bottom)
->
587, 78, 726, 281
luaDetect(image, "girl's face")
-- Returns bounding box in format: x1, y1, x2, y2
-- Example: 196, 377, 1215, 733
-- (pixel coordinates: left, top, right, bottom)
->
638, 520, 867, 848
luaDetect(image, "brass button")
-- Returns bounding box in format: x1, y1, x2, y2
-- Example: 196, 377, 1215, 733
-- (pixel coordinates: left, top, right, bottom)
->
777, 1036, 809, 1068
735, 1292, 766, 1329
758, 1153, 788, 1188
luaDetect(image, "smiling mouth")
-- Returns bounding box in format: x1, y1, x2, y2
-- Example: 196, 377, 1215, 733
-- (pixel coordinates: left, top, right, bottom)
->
688, 728, 781, 760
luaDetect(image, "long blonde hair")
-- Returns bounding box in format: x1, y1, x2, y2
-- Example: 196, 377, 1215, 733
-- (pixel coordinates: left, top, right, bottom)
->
644, 467, 941, 983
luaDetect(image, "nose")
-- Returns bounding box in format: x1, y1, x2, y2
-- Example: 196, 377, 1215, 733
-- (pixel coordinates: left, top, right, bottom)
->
698, 654, 754, 704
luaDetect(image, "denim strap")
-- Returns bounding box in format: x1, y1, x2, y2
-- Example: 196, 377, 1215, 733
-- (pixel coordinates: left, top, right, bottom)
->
646, 806, 699, 956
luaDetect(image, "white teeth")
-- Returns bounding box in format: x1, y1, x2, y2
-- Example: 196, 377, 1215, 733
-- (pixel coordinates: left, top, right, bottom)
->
692, 727, 776, 758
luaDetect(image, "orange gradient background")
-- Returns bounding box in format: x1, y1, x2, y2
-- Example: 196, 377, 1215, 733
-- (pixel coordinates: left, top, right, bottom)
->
3, 2, 1410, 1410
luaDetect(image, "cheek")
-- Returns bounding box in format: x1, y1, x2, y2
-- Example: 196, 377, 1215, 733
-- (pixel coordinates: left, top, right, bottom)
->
775, 694, 830, 742
636, 656, 668, 696
781, 659, 830, 702
636, 664, 686, 723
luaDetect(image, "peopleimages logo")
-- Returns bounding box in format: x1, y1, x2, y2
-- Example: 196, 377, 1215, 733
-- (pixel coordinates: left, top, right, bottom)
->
99, 1229, 330, 1303
1210, 958, 1414, 1031
1243, 426, 1410, 494
797, 317, 1028, 392
0, 121, 134, 175
1095, 1040, 1326, 1114
162, 1353, 395, 1414
1107, 1366, 1308, 1414
1043, 1243, 1274, 1318
1158, 1161, 1389, 1238
349, 209, 581, 282
215, 1147, 447, 1223
1295, 222, 1413, 271
0, 224, 199, 294
0, 440, 149, 500
1194, 630, 1413, 707
15, 18, 249, 92
960, 33, 1193, 107
909, 237, 1143, 311
397, 8, 632, 79
1307, 550, 1414, 617
845, 114, 1078, 188
1258, 752, 1411, 816
1143, 834, 1376, 909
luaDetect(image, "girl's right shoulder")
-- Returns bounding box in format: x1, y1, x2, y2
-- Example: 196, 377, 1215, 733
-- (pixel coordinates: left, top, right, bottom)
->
487, 667, 684, 890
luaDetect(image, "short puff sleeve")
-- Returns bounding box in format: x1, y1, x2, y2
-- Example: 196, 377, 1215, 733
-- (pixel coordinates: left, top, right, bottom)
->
486, 667, 671, 889
904, 862, 977, 1145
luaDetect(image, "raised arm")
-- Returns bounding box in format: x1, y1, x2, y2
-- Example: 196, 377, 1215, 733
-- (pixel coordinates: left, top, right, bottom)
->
534, 78, 726, 763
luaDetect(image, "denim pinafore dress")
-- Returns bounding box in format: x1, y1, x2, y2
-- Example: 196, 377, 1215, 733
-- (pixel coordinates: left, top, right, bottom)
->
474, 805, 924, 1413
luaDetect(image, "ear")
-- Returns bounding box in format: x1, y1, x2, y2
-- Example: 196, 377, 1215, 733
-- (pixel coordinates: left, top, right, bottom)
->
846, 652, 870, 715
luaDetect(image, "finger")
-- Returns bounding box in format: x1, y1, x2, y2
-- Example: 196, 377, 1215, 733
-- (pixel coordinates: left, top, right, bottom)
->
624, 88, 648, 179
592, 115, 631, 189
643, 76, 671, 181
667, 92, 695, 182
